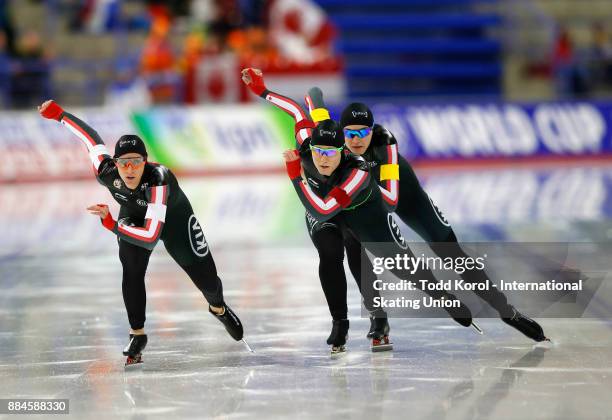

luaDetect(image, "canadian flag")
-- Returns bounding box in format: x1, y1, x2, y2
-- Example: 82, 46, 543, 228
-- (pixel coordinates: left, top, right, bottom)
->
195, 53, 240, 103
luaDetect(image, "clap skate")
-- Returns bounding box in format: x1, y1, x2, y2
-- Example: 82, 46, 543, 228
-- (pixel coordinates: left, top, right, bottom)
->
209, 303, 254, 352
123, 334, 147, 369
501, 305, 549, 342
441, 292, 483, 334
327, 319, 349, 358
368, 316, 393, 352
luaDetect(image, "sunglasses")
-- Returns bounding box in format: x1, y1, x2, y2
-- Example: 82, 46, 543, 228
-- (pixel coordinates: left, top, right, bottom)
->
309, 145, 344, 157
344, 127, 372, 139
114, 157, 145, 168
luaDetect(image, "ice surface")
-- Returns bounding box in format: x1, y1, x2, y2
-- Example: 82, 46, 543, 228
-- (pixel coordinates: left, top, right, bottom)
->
1, 167, 612, 419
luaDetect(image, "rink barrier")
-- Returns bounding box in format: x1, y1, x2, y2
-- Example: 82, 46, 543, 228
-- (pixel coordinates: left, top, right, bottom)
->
1, 101, 611, 183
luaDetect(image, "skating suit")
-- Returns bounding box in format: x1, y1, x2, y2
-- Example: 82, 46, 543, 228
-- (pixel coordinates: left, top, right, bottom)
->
58, 112, 225, 329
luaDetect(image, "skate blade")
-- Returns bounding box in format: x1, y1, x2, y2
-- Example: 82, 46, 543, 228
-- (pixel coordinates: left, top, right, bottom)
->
241, 339, 255, 353
330, 346, 347, 359
471, 322, 484, 335
534, 338, 554, 348
124, 355, 143, 370
371, 343, 393, 352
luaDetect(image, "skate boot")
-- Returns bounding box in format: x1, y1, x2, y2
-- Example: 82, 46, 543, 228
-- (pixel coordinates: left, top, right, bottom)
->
501, 305, 548, 342
123, 334, 147, 368
327, 319, 349, 358
442, 293, 482, 334
210, 303, 244, 341
368, 316, 393, 352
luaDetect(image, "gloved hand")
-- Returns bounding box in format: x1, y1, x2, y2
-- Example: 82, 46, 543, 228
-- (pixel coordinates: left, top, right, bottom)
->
241, 68, 267, 96
87, 204, 116, 231
38, 100, 64, 121
283, 149, 302, 180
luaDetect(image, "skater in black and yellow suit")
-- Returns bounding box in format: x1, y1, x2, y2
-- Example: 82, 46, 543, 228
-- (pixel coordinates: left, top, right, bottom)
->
282, 120, 477, 354
241, 68, 394, 349
38, 100, 246, 366
243, 68, 547, 345
304, 88, 547, 343
242, 69, 477, 353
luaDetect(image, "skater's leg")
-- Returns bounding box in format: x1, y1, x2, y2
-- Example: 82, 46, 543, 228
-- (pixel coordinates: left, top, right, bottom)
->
430, 231, 548, 340
177, 254, 225, 308
306, 212, 352, 352
345, 202, 474, 328
343, 230, 379, 307
344, 231, 383, 312
429, 231, 511, 315
396, 160, 546, 340
310, 222, 349, 321
345, 232, 393, 350
118, 238, 152, 331
162, 210, 243, 340
160, 208, 225, 307
395, 159, 452, 243
395, 173, 511, 313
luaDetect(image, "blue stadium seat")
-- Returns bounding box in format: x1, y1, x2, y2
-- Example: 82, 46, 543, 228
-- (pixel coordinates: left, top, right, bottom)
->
314, 0, 502, 98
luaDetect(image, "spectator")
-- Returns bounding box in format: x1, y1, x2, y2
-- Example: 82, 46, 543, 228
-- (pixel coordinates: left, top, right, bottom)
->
227, 26, 278, 68
140, 16, 179, 103
551, 26, 587, 97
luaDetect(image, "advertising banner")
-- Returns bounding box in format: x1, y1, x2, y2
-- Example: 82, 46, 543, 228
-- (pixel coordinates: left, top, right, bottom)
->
366, 102, 612, 160
0, 105, 295, 182
2, 102, 611, 182
132, 104, 295, 172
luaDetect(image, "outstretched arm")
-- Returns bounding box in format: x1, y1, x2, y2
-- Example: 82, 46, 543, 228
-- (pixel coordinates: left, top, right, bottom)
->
38, 100, 112, 176
283, 150, 370, 222
242, 68, 314, 146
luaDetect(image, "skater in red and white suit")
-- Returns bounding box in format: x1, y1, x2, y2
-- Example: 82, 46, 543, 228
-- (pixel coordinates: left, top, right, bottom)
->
38, 99, 245, 366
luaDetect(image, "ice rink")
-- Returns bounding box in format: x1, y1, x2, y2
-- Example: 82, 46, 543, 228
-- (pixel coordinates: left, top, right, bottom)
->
2, 162, 612, 419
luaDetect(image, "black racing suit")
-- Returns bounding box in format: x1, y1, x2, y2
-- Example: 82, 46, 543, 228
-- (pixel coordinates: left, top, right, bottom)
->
254, 87, 471, 322
57, 111, 225, 330
304, 86, 512, 316
292, 144, 461, 321
298, 149, 386, 320
253, 87, 389, 320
